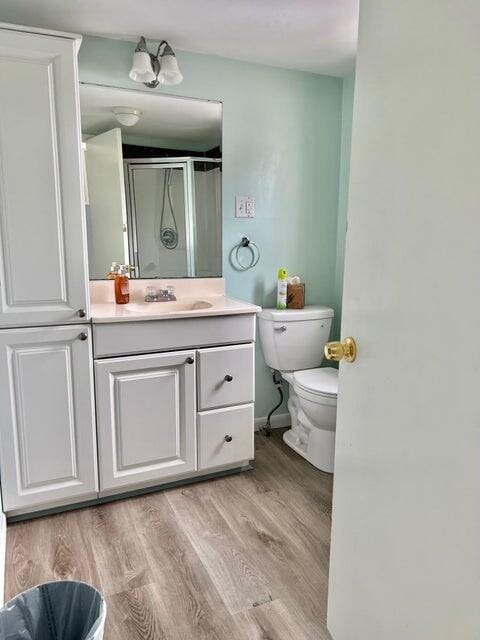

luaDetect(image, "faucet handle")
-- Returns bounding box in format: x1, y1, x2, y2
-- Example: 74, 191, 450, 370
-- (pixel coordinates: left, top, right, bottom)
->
145, 286, 158, 302
167, 285, 176, 300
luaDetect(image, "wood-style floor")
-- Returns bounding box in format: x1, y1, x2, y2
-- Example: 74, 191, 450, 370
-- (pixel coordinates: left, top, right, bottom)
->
5, 430, 333, 639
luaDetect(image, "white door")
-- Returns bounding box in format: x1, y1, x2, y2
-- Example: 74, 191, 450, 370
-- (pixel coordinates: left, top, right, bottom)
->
85, 128, 129, 278
95, 350, 197, 492
0, 27, 89, 326
327, 2, 480, 639
0, 325, 98, 513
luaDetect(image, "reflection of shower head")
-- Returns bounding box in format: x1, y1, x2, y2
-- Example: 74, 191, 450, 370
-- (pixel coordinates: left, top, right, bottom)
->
160, 168, 179, 249
160, 227, 177, 249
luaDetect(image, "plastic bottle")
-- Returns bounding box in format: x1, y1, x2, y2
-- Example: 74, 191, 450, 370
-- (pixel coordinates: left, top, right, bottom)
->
114, 265, 130, 304
276, 268, 288, 310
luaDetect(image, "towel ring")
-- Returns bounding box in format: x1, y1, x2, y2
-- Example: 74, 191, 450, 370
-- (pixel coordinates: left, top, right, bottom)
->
230, 236, 260, 271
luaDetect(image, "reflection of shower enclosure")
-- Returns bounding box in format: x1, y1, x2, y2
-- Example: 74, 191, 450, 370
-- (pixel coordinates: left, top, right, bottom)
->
124, 157, 222, 278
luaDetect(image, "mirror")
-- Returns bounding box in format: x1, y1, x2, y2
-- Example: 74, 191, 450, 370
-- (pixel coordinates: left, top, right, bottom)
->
80, 84, 222, 279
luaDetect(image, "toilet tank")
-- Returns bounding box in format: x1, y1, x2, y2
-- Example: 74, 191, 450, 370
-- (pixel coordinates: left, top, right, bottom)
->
259, 306, 334, 371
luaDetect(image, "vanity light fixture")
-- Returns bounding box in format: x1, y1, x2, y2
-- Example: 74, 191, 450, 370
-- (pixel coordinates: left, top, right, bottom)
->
129, 36, 183, 88
112, 106, 142, 127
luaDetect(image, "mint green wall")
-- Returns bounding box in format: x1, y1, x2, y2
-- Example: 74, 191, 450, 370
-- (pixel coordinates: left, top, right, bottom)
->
78, 36, 344, 418
333, 74, 355, 340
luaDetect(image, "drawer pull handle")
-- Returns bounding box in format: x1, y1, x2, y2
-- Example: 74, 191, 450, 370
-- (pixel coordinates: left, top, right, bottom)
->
77, 308, 86, 318
186, 357, 195, 364
225, 435, 233, 443
78, 332, 88, 341
224, 374, 233, 382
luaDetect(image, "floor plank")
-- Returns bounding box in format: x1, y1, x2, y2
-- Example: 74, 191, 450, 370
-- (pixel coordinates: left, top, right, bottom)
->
232, 598, 332, 640
5, 429, 333, 639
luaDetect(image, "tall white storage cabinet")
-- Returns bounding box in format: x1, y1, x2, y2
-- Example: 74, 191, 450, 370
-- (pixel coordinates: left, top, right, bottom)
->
0, 25, 89, 326
0, 24, 97, 515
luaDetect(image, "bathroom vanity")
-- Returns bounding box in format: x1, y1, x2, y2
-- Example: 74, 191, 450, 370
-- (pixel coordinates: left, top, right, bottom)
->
0, 276, 259, 518
91, 279, 259, 499
0, 22, 259, 519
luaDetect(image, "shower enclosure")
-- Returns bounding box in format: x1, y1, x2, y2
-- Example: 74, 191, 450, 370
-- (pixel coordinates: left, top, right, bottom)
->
124, 157, 222, 278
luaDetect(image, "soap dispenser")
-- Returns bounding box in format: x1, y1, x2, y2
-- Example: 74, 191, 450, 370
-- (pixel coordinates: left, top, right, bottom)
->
114, 265, 130, 304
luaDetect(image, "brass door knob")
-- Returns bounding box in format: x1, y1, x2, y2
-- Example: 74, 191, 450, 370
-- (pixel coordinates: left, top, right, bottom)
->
324, 337, 357, 363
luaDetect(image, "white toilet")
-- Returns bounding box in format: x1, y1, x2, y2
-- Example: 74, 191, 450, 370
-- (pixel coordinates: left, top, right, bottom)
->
258, 306, 338, 473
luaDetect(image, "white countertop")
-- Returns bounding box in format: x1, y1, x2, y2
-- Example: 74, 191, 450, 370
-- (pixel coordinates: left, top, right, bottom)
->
90, 295, 261, 323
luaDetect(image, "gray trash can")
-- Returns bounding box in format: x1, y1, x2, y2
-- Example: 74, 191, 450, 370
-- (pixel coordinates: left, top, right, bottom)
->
0, 580, 106, 640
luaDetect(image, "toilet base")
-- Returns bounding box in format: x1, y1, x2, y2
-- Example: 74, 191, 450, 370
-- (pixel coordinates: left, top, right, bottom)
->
282, 426, 335, 473
281, 374, 335, 473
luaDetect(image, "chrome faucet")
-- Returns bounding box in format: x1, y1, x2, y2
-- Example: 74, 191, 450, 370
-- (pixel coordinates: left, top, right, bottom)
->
145, 285, 176, 302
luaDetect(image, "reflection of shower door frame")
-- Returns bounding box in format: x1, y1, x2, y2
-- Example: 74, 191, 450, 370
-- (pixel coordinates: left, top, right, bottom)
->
124, 159, 196, 277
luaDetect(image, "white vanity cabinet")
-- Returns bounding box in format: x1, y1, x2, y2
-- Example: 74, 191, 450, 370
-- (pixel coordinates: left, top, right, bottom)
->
95, 350, 197, 492
92, 314, 256, 495
0, 326, 98, 512
0, 25, 89, 327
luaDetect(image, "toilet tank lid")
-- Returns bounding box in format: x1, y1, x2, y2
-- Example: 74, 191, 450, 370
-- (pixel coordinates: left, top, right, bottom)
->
259, 306, 334, 321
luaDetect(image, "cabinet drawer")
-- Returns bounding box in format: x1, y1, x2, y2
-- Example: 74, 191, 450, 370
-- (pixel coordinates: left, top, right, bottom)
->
93, 315, 256, 358
197, 343, 254, 410
198, 404, 254, 470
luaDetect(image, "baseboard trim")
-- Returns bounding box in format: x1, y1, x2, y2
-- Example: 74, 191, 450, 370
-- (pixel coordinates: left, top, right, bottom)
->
254, 412, 291, 431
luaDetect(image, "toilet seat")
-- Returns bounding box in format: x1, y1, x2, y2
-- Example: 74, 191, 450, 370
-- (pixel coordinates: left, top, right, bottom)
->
293, 367, 338, 399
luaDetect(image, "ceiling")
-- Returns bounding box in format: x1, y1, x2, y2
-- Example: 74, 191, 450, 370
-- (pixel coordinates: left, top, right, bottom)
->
80, 85, 222, 150
0, 0, 359, 76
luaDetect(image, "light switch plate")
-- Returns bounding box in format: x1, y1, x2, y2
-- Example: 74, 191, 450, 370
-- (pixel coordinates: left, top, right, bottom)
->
235, 195, 255, 218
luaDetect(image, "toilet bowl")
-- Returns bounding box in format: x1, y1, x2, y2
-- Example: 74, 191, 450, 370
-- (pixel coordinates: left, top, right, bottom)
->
258, 306, 338, 473
291, 367, 337, 472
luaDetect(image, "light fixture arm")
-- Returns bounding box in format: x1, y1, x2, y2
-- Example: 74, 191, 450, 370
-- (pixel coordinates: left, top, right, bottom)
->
154, 40, 169, 58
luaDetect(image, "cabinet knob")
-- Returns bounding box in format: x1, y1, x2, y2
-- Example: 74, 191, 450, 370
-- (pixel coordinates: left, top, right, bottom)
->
186, 357, 195, 364
224, 435, 233, 443
78, 332, 88, 341
77, 308, 86, 318
224, 374, 233, 382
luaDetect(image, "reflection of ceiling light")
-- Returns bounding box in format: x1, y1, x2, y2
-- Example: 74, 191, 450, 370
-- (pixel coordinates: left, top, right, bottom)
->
129, 36, 183, 88
112, 107, 142, 127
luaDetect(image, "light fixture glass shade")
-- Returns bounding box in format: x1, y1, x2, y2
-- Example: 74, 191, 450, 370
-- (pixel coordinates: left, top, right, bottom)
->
112, 107, 142, 127
129, 51, 156, 83
158, 48, 183, 85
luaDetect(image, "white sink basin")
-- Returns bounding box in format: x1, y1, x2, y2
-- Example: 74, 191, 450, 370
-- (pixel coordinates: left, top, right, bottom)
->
123, 300, 213, 313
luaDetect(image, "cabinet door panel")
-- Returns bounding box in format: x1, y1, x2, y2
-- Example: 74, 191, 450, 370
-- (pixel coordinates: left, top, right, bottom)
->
0, 29, 88, 326
95, 351, 196, 491
0, 326, 98, 512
